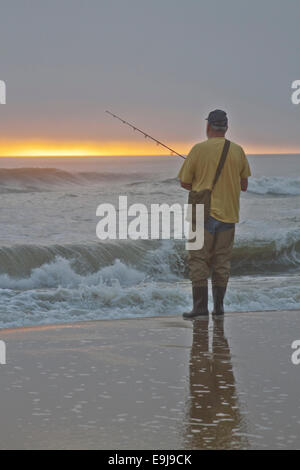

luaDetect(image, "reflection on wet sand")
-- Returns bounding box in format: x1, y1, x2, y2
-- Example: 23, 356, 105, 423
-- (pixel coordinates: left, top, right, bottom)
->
184, 318, 247, 449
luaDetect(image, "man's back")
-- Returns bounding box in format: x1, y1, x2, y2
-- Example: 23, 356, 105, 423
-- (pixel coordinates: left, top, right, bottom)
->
178, 137, 251, 223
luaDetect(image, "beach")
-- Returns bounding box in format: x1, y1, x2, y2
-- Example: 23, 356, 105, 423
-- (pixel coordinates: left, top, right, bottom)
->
1, 310, 299, 450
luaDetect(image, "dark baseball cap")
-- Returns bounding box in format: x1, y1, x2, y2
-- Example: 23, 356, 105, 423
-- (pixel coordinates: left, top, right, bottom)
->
206, 109, 228, 126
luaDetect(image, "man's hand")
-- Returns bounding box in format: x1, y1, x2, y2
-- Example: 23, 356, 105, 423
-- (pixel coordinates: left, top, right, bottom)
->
241, 178, 248, 191
180, 181, 192, 191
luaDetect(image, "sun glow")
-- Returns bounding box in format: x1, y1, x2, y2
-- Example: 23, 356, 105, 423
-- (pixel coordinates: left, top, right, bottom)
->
0, 140, 188, 157
0, 139, 298, 157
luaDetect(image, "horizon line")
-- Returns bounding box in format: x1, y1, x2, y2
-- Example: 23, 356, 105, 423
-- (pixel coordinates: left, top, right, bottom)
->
0, 139, 299, 157
0, 152, 300, 158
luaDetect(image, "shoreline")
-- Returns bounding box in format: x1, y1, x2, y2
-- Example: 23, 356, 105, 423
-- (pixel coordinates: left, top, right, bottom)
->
1, 308, 300, 334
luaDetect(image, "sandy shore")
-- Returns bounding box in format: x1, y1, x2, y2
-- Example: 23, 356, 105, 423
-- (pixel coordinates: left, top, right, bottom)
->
0, 310, 299, 450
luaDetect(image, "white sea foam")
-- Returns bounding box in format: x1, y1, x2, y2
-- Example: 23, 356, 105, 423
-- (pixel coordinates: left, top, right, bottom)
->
0, 257, 145, 290
0, 271, 299, 329
248, 176, 300, 195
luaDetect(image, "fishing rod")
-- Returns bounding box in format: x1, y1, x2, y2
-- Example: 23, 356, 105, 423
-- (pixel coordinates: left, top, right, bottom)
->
105, 110, 186, 160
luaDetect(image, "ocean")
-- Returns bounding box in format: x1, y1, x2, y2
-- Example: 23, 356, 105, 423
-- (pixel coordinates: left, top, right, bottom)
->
0, 154, 299, 329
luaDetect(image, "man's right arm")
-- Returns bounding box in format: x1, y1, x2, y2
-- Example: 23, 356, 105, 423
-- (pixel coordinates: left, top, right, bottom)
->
240, 148, 251, 192
241, 178, 248, 191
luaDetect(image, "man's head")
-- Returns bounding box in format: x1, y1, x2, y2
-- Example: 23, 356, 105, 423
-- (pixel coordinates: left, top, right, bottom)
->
206, 109, 228, 138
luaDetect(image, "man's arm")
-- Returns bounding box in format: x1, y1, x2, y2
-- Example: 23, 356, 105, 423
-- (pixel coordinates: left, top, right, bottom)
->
180, 181, 192, 191
240, 148, 251, 191
241, 178, 248, 191
178, 144, 198, 191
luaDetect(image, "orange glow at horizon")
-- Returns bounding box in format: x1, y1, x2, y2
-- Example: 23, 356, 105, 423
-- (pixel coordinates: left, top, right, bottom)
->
0, 140, 184, 157
0, 139, 299, 157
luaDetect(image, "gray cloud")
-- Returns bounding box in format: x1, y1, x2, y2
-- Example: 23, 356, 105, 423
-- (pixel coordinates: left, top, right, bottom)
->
0, 0, 299, 150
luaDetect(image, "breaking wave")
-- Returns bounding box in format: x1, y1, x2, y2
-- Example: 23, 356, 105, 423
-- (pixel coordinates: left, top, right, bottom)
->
1, 168, 300, 196
248, 176, 300, 195
0, 230, 299, 287
0, 235, 299, 328
0, 168, 148, 193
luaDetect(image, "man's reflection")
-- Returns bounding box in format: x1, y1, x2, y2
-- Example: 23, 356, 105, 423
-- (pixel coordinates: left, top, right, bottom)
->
184, 318, 247, 449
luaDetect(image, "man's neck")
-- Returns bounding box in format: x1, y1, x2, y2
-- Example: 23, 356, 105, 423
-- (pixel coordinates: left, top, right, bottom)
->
208, 133, 226, 139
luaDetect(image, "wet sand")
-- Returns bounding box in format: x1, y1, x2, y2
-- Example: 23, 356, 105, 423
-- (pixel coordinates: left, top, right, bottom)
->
0, 310, 299, 450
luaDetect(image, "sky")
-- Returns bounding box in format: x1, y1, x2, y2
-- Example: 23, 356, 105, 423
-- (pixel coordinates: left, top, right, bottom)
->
0, 0, 299, 156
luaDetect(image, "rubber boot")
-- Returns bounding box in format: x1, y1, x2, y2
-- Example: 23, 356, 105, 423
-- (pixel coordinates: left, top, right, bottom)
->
183, 286, 209, 319
212, 286, 227, 316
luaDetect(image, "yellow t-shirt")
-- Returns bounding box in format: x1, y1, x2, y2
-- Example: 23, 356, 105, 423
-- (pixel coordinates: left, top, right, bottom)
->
178, 137, 251, 223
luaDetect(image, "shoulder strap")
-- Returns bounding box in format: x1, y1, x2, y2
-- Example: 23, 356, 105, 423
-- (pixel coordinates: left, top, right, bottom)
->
211, 139, 230, 191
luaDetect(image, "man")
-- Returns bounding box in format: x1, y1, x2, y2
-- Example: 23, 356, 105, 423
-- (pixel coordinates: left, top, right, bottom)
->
178, 109, 251, 318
